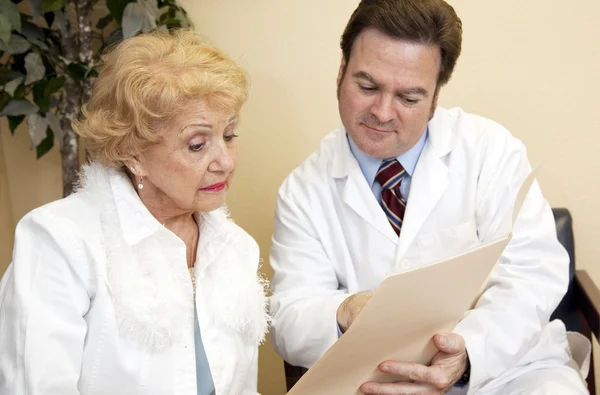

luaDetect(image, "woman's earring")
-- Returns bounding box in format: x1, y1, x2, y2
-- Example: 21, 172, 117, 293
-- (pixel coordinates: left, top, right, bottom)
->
138, 177, 144, 190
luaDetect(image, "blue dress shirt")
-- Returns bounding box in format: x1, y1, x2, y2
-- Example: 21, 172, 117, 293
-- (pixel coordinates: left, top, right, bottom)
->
347, 128, 428, 202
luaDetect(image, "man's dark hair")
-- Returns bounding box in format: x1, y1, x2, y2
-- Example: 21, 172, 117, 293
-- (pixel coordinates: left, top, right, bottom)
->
341, 0, 463, 86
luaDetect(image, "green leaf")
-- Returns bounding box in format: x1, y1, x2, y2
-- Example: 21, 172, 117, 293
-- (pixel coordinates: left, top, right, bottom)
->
0, 93, 10, 111
0, 34, 31, 55
4, 77, 23, 96
33, 80, 50, 112
24, 52, 45, 85
36, 127, 54, 158
175, 10, 190, 28
31, 38, 48, 50
96, 14, 114, 29
30, 0, 43, 18
26, 112, 48, 147
106, 0, 136, 25
0, 0, 21, 32
67, 62, 87, 81
122, 2, 145, 38
0, 14, 12, 47
12, 84, 26, 98
7, 114, 25, 135
53, 10, 67, 35
158, 11, 169, 24
0, 99, 38, 116
121, 0, 159, 38
45, 76, 64, 95
45, 111, 63, 147
21, 22, 45, 41
42, 0, 65, 13
0, 69, 24, 85
40, 52, 56, 75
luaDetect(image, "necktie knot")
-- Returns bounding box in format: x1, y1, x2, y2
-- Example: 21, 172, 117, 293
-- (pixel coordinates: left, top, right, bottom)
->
376, 159, 405, 190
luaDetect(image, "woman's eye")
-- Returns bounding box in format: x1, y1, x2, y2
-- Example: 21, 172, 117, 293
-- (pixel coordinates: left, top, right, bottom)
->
188, 143, 205, 152
224, 134, 239, 142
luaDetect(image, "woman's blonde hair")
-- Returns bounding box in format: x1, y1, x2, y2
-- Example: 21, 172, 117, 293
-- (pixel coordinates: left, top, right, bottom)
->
73, 29, 249, 167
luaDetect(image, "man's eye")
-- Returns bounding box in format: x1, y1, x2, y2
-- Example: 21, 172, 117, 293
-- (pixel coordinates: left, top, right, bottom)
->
404, 98, 420, 105
224, 134, 239, 142
189, 143, 205, 152
359, 85, 377, 92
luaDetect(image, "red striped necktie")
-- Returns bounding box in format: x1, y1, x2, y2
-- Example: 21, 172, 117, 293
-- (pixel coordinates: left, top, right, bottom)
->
375, 158, 406, 236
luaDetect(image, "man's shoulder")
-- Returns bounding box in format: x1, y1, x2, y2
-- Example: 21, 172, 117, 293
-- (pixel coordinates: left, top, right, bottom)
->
433, 107, 524, 154
434, 107, 509, 135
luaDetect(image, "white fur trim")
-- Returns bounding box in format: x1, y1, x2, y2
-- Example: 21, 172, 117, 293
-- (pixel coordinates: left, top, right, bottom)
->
77, 163, 269, 352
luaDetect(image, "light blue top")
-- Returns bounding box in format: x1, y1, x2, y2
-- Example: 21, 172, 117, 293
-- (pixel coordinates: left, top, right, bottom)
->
347, 128, 429, 202
194, 304, 216, 395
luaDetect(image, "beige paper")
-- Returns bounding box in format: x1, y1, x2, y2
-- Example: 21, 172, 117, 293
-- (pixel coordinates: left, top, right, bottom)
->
288, 166, 540, 395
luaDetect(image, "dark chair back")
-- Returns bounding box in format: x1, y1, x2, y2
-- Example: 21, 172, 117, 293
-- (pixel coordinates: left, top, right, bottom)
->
550, 208, 579, 331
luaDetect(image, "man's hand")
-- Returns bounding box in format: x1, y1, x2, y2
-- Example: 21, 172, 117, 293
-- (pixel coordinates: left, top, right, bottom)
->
360, 333, 468, 395
336, 291, 373, 333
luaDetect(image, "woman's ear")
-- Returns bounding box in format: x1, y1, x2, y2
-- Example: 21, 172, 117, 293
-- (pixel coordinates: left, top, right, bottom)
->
124, 156, 148, 177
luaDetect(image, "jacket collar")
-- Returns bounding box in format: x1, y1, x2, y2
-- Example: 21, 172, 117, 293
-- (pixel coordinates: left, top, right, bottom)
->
331, 107, 455, 179
92, 164, 230, 248
329, 107, 456, 250
108, 168, 163, 246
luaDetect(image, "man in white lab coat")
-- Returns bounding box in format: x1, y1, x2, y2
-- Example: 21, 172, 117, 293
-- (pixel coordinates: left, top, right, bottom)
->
269, 0, 589, 394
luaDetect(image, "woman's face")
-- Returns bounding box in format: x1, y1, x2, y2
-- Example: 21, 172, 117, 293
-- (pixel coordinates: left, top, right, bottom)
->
132, 99, 239, 215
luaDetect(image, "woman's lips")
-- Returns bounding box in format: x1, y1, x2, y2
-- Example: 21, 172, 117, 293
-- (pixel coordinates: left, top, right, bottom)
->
200, 181, 226, 192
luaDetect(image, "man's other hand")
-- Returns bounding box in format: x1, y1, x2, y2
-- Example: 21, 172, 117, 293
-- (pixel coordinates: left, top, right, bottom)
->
336, 291, 374, 333
360, 333, 468, 395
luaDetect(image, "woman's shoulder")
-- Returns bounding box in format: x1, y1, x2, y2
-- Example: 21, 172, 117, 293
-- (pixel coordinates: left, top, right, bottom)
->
16, 191, 102, 246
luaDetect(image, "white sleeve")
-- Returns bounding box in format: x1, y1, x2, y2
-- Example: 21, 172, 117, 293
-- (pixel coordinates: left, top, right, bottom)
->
243, 345, 259, 394
269, 191, 349, 368
0, 210, 89, 395
454, 129, 569, 393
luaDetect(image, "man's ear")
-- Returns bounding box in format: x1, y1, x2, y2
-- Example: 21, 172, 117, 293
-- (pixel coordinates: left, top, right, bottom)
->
429, 86, 441, 120
337, 56, 347, 88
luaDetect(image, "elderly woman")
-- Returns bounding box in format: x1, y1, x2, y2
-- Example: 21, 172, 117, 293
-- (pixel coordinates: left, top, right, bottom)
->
0, 30, 268, 394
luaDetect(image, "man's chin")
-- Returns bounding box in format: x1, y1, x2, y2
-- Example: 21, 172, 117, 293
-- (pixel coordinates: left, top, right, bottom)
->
360, 141, 400, 159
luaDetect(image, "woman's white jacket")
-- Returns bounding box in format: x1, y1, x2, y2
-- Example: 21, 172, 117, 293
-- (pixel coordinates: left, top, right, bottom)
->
0, 163, 270, 395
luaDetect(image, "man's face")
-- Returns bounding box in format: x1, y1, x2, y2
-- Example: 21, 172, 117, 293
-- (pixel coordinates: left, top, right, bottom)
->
337, 28, 441, 159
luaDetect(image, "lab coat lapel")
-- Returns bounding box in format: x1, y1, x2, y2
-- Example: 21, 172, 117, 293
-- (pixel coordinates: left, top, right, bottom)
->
330, 128, 398, 244
395, 109, 454, 262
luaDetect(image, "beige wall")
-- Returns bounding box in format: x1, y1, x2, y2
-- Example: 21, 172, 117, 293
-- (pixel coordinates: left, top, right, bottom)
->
0, 128, 15, 274
1, 1, 599, 394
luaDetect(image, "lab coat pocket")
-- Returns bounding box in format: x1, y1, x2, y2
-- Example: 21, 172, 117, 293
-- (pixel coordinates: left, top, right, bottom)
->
417, 219, 480, 265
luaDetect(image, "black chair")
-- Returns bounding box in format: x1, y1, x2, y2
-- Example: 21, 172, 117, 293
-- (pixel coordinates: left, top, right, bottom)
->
551, 208, 599, 394
283, 208, 600, 393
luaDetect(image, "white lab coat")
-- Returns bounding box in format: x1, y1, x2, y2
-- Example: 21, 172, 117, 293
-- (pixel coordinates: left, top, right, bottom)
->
269, 107, 580, 394
0, 163, 269, 395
